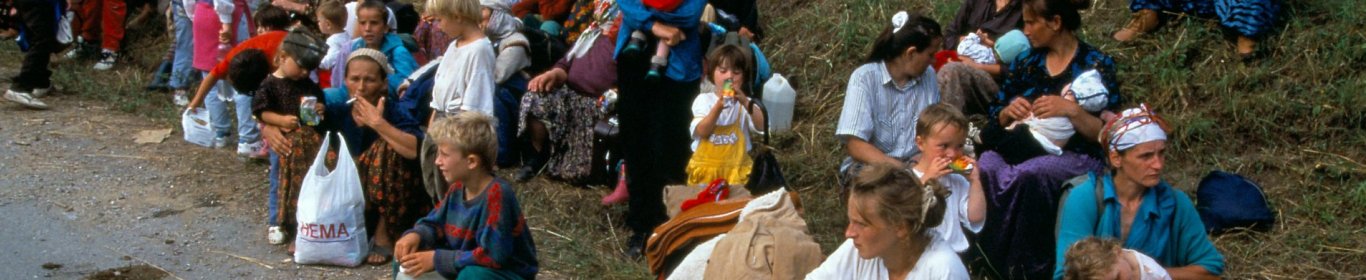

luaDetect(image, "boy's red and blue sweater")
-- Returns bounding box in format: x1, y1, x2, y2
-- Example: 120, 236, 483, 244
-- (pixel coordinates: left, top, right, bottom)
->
404, 177, 539, 279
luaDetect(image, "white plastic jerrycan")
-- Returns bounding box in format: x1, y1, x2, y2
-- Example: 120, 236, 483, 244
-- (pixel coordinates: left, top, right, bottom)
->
762, 74, 796, 133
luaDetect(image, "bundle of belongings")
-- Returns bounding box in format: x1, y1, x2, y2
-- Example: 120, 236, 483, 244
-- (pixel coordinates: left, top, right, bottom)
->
646, 188, 823, 279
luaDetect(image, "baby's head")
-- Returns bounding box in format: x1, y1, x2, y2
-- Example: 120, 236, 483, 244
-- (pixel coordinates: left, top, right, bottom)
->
1067, 69, 1108, 113
316, 0, 347, 35
993, 30, 1029, 65
1063, 237, 1134, 280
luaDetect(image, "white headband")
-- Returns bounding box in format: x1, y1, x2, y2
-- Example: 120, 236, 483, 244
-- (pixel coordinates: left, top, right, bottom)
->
1108, 105, 1167, 152
892, 11, 908, 33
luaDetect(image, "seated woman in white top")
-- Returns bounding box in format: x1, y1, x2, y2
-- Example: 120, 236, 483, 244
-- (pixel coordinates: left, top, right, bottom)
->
807, 163, 970, 280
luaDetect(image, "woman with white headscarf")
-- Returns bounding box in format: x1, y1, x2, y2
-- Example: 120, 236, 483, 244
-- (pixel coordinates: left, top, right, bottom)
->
481, 0, 534, 168
1053, 105, 1226, 279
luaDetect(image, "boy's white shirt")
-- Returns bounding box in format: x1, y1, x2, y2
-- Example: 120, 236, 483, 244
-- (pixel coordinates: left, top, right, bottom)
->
689, 91, 760, 152
213, 0, 234, 24
805, 239, 970, 280
320, 32, 354, 87
910, 169, 985, 253
430, 38, 496, 116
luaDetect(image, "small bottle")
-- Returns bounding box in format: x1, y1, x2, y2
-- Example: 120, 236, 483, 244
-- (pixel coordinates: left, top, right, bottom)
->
299, 96, 320, 126
217, 43, 231, 61
721, 79, 735, 98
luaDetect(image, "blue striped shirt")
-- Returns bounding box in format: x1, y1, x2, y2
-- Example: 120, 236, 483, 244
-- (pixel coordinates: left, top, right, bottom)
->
835, 62, 940, 172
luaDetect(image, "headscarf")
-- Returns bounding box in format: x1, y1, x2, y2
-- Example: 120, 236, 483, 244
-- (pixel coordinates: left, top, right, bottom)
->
480, 0, 523, 41
346, 48, 395, 76
1101, 104, 1170, 153
281, 29, 327, 70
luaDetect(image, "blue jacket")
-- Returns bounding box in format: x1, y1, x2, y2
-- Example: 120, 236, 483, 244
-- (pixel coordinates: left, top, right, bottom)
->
320, 87, 425, 155
614, 0, 705, 83
352, 33, 418, 94
1055, 172, 1226, 279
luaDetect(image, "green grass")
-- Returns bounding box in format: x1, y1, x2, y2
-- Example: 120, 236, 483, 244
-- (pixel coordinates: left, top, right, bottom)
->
5, 0, 1364, 278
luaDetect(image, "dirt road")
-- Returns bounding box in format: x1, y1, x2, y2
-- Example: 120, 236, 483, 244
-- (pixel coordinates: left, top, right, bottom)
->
0, 95, 390, 279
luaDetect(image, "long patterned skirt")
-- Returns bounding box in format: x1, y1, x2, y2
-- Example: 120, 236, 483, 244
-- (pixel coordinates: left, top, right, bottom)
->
275, 127, 326, 237
518, 86, 601, 182
357, 139, 430, 240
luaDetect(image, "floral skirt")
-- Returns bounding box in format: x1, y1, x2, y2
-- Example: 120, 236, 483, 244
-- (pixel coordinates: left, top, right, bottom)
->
518, 86, 600, 182
357, 139, 430, 239
275, 127, 327, 236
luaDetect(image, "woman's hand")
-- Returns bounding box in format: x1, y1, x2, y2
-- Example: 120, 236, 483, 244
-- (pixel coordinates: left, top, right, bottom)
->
1032, 95, 1082, 119
352, 97, 387, 128
219, 23, 232, 44
975, 29, 995, 47
999, 97, 1033, 126
397, 80, 411, 98
652, 22, 684, 47
528, 68, 567, 93
261, 125, 291, 156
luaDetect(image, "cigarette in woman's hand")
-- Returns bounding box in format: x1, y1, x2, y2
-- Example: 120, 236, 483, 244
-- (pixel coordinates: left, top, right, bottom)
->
346, 98, 357, 104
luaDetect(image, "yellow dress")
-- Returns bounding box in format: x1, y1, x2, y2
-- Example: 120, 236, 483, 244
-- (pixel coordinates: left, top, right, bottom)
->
686, 110, 754, 185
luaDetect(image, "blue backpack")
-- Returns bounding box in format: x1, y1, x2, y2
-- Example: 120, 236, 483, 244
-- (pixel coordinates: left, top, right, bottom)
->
1196, 171, 1275, 234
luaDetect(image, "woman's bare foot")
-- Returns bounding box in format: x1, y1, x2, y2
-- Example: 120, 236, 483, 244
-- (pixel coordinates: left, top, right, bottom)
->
287, 242, 295, 254
1113, 9, 1158, 42
1236, 35, 1257, 60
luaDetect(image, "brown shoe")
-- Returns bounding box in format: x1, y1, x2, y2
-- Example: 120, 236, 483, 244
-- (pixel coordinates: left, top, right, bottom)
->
1113, 9, 1159, 42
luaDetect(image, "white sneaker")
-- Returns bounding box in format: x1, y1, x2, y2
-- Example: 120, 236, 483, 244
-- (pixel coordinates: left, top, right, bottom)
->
31, 87, 51, 98
173, 90, 189, 106
212, 136, 229, 149
93, 50, 117, 71
237, 140, 263, 156
4, 89, 49, 110
267, 226, 284, 245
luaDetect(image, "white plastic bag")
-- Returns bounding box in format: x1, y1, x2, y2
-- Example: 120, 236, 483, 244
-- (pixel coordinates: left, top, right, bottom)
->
181, 109, 215, 147
57, 11, 73, 44
294, 133, 369, 267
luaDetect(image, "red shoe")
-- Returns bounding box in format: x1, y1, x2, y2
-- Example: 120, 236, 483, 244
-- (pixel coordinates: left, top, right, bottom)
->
601, 162, 630, 206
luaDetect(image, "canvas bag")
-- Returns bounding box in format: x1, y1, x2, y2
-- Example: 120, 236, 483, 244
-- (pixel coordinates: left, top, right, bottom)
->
181, 109, 215, 147
294, 133, 369, 267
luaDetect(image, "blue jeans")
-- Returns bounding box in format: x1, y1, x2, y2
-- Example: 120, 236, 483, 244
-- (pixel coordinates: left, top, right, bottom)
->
267, 149, 279, 225
204, 74, 260, 143
168, 3, 195, 90
494, 74, 528, 167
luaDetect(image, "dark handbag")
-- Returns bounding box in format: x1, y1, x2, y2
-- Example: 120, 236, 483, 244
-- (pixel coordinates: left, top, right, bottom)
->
744, 98, 786, 195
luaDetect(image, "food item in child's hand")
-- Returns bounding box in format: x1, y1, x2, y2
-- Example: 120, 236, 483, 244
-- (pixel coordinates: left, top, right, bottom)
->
722, 79, 735, 98
299, 96, 320, 126
949, 157, 974, 173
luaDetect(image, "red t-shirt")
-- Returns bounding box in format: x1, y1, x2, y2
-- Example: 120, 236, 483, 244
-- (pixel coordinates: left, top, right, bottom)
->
209, 31, 288, 78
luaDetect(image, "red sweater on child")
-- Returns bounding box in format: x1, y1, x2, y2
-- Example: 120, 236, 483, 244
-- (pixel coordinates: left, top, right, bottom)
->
209, 31, 287, 78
